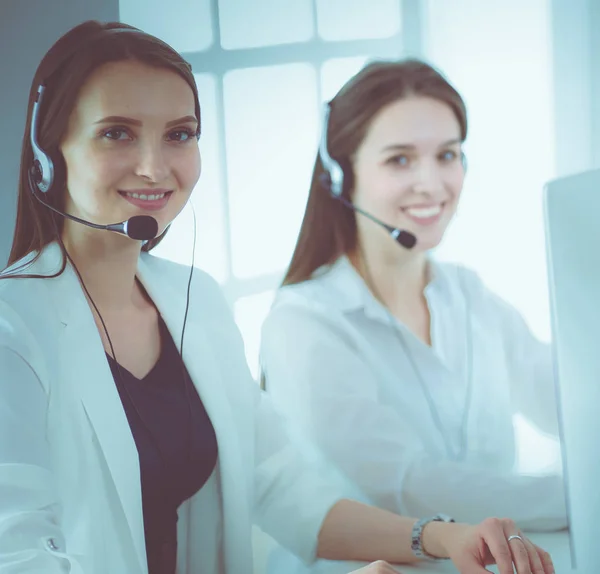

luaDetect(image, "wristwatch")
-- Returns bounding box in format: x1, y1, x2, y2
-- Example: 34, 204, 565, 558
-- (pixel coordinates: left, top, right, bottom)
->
411, 513, 455, 560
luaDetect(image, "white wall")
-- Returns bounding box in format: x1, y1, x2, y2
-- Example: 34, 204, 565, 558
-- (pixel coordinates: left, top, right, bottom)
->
423, 0, 555, 343
550, 0, 594, 177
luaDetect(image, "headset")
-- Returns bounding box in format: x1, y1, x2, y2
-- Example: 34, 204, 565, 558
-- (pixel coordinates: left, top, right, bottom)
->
27, 29, 198, 476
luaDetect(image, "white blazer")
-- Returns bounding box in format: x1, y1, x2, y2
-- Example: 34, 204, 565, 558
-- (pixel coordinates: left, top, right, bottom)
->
0, 243, 343, 574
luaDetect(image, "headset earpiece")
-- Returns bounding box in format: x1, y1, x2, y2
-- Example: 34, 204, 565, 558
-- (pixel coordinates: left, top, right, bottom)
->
318, 102, 346, 198
30, 85, 55, 193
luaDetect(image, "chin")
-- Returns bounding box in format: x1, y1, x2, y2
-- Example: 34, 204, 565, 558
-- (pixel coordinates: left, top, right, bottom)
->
410, 234, 444, 253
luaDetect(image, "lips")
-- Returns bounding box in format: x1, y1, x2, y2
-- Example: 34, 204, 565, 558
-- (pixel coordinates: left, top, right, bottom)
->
124, 191, 166, 201
401, 202, 445, 226
118, 190, 173, 211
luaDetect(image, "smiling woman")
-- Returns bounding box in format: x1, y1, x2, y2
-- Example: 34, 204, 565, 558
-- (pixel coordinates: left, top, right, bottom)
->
259, 59, 566, 572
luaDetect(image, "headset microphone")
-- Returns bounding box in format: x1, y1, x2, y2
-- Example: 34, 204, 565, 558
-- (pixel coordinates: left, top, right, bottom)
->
318, 102, 417, 250
29, 84, 159, 242
319, 172, 416, 249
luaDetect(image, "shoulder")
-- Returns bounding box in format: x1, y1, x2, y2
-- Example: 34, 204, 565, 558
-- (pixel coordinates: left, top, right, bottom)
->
263, 279, 363, 352
0, 245, 65, 328
272, 258, 362, 316
0, 270, 57, 381
275, 279, 331, 312
269, 280, 344, 330
0, 245, 60, 293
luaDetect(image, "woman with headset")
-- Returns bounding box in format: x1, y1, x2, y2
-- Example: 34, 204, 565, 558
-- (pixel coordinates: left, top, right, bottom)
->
260, 60, 566, 570
0, 21, 553, 574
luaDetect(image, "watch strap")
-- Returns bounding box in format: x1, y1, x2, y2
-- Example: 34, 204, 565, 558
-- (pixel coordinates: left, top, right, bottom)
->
411, 513, 455, 561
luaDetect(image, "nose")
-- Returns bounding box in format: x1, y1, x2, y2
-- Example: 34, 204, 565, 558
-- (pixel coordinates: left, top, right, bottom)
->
134, 141, 170, 183
412, 157, 444, 196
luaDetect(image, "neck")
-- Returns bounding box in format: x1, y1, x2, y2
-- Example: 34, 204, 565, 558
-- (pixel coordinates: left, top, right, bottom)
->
62, 223, 145, 312
349, 234, 429, 311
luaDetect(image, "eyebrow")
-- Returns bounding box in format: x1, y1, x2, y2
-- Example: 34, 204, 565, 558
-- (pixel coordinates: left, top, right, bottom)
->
381, 138, 462, 152
94, 115, 198, 128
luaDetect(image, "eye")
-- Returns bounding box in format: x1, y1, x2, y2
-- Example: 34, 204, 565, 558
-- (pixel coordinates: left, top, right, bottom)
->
167, 128, 197, 143
439, 149, 458, 162
387, 154, 410, 167
101, 127, 132, 141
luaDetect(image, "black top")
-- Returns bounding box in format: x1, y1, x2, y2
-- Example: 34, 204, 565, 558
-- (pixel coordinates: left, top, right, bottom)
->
107, 315, 218, 574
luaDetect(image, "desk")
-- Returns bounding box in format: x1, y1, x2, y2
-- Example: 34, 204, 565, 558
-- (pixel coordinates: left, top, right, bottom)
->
310, 532, 573, 573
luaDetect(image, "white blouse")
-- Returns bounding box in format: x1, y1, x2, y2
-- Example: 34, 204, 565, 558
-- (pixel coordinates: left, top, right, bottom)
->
260, 256, 567, 531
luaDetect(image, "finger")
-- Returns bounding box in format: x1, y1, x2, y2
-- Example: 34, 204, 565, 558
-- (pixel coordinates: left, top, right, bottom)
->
523, 537, 545, 574
508, 537, 532, 574
478, 519, 515, 574
499, 519, 531, 574
532, 543, 555, 574
376, 562, 399, 573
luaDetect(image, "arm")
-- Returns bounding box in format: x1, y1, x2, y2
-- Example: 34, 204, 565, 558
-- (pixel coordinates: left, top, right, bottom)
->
317, 500, 426, 565
251, 382, 555, 573
0, 308, 85, 573
260, 305, 566, 531
318, 500, 554, 574
459, 266, 559, 437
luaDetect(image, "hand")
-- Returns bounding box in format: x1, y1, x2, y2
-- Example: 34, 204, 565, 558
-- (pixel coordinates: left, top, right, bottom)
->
437, 517, 555, 574
348, 561, 399, 573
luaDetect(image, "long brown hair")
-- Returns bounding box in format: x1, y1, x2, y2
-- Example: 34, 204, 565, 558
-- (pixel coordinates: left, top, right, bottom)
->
6, 20, 201, 275
282, 59, 468, 286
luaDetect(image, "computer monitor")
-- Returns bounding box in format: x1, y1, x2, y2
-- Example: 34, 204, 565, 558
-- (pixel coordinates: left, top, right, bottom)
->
544, 167, 600, 572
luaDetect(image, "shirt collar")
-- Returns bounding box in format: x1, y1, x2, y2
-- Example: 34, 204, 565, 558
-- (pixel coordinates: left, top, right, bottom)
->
312, 254, 444, 320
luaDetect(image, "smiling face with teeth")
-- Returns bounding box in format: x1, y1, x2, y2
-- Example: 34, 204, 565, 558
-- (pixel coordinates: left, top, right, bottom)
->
60, 59, 201, 243
350, 96, 465, 255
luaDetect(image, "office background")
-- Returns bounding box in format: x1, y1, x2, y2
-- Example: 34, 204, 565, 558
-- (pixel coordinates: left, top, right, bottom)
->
1, 0, 598, 492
